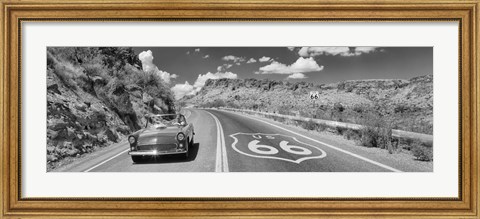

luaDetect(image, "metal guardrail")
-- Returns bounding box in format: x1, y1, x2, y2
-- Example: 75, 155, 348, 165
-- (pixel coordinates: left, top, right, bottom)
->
219, 107, 433, 146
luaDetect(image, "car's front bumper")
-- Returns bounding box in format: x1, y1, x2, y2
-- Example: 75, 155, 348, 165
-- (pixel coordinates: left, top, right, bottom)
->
128, 149, 187, 156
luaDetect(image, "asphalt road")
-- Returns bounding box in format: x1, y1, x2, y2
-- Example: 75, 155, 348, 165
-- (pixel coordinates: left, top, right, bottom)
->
62, 108, 425, 172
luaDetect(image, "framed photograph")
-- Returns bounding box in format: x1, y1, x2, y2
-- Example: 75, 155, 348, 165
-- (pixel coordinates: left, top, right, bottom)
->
1, 0, 478, 218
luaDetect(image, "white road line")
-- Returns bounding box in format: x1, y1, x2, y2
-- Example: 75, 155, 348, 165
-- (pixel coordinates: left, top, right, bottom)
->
83, 149, 130, 172
205, 110, 229, 172
218, 110, 402, 172
218, 115, 229, 172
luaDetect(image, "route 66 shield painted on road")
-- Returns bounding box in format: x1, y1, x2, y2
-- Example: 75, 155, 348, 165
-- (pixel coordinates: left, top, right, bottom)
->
229, 133, 327, 164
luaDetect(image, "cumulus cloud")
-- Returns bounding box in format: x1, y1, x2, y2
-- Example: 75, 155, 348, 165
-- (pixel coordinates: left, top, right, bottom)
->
138, 50, 178, 83
259, 56, 272, 62
186, 51, 190, 55
287, 73, 307, 79
247, 58, 257, 63
171, 71, 238, 99
203, 54, 210, 59
298, 47, 379, 57
287, 47, 295, 51
217, 64, 233, 72
171, 81, 196, 100
222, 55, 246, 63
195, 48, 200, 52
257, 57, 323, 75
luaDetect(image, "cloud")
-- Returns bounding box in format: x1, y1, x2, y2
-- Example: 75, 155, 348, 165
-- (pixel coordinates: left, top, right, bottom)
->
257, 57, 324, 75
247, 58, 257, 63
298, 47, 379, 57
287, 73, 307, 79
203, 54, 210, 59
171, 72, 238, 99
195, 48, 200, 52
217, 64, 233, 72
138, 50, 178, 83
287, 47, 295, 51
171, 81, 196, 100
259, 56, 272, 62
186, 51, 190, 55
222, 55, 246, 63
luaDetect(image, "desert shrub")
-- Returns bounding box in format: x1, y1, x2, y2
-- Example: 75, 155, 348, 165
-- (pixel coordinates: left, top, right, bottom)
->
411, 140, 433, 161
299, 110, 311, 118
358, 112, 394, 152
335, 126, 348, 135
301, 120, 318, 130
276, 105, 293, 115
316, 123, 328, 132
359, 126, 379, 147
83, 63, 105, 78
227, 101, 240, 109
273, 116, 285, 123
343, 129, 360, 140
333, 103, 345, 112
352, 104, 365, 113
394, 104, 409, 113
213, 99, 226, 108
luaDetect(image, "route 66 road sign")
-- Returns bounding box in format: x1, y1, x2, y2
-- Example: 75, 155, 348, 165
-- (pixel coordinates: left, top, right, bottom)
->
310, 91, 319, 100
229, 133, 326, 164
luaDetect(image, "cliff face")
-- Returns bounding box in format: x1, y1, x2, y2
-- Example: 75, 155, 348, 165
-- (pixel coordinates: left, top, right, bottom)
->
187, 75, 433, 134
47, 47, 175, 169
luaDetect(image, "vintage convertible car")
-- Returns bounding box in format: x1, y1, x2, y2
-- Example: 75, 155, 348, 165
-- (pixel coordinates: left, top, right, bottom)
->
127, 114, 195, 163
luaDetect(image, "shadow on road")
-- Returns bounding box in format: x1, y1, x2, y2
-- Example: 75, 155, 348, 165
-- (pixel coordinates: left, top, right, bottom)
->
133, 142, 200, 164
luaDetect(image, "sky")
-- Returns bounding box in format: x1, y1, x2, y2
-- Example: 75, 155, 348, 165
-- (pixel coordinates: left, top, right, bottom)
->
132, 47, 433, 100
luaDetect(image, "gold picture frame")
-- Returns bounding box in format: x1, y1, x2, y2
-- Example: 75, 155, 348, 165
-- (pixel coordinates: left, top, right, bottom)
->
1, 0, 478, 218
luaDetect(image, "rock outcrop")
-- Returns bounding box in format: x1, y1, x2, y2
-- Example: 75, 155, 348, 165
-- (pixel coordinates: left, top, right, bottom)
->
47, 47, 175, 169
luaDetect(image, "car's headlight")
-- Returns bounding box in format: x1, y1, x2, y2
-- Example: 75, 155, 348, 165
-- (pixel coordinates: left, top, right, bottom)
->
128, 136, 136, 144
177, 133, 185, 141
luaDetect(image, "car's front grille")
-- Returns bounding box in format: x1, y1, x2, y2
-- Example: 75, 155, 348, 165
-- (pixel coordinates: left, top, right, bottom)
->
137, 144, 177, 152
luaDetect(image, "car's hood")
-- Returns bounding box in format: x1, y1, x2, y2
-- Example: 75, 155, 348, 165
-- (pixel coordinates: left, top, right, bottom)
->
135, 126, 182, 145
140, 126, 182, 135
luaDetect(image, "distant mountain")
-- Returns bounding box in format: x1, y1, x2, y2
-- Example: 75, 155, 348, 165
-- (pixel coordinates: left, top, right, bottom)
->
185, 75, 433, 134
47, 47, 175, 169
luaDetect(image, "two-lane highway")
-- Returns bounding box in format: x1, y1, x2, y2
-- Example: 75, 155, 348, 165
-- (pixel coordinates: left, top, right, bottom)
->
61, 108, 427, 172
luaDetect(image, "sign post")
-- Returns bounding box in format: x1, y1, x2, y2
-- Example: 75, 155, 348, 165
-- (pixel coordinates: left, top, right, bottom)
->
309, 91, 319, 108
309, 91, 319, 118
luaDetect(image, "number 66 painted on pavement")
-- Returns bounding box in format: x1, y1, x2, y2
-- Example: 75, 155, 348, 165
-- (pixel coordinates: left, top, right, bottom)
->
248, 140, 313, 155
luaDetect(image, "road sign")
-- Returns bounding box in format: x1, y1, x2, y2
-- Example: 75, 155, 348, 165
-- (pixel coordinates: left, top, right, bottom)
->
229, 133, 326, 164
310, 91, 319, 100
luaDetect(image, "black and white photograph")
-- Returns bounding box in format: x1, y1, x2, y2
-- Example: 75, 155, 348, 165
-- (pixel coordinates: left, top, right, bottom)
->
47, 46, 433, 172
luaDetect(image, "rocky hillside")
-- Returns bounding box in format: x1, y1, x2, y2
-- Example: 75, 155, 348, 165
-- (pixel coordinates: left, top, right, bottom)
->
47, 47, 175, 169
185, 75, 433, 134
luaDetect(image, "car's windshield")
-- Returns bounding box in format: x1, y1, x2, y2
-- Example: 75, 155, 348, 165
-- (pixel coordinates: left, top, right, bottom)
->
146, 115, 186, 128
